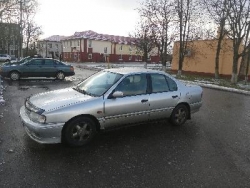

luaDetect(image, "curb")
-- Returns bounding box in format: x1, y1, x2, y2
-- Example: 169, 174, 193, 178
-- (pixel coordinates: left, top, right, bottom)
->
183, 80, 250, 96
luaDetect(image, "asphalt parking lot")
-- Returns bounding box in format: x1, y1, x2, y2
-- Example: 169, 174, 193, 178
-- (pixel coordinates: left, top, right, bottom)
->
0, 66, 250, 187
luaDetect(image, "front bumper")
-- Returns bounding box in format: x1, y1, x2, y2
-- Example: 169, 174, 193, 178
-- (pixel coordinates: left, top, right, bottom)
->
20, 106, 64, 144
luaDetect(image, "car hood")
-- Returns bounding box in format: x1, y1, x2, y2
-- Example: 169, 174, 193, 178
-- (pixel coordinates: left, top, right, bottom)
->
3, 62, 22, 66
29, 88, 94, 112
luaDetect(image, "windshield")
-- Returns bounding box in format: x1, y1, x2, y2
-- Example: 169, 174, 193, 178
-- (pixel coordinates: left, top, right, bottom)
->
75, 71, 123, 97
20, 57, 32, 65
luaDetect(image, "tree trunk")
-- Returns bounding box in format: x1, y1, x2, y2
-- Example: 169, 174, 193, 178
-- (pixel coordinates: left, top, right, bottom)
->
231, 51, 239, 84
215, 37, 222, 79
177, 70, 182, 78
231, 72, 238, 84
162, 65, 166, 72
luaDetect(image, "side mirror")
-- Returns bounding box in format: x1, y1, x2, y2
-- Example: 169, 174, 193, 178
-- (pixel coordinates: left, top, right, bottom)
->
112, 91, 124, 98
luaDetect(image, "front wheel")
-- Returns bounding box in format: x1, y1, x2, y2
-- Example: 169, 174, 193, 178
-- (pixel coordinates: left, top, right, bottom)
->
10, 71, 20, 81
56, 71, 65, 80
170, 104, 189, 126
63, 117, 97, 147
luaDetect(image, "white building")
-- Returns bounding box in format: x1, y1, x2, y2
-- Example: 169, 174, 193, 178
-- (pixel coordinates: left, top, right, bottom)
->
37, 35, 66, 59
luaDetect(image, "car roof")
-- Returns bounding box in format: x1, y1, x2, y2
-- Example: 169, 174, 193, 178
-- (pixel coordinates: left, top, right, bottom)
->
105, 67, 167, 75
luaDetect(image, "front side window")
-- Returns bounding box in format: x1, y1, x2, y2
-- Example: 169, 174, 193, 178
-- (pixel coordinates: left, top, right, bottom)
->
115, 74, 147, 97
28, 59, 43, 66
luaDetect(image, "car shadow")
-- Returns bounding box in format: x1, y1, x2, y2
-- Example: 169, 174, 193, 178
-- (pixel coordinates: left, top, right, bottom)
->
24, 119, 201, 156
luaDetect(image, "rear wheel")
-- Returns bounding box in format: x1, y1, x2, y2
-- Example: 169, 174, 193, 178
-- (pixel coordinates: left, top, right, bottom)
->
10, 71, 20, 81
56, 71, 65, 80
63, 117, 97, 147
170, 104, 189, 126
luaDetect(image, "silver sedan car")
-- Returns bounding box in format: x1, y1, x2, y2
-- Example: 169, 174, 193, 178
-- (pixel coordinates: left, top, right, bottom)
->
20, 68, 203, 146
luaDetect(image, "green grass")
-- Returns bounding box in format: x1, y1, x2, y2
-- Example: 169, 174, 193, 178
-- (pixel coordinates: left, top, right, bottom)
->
169, 72, 250, 91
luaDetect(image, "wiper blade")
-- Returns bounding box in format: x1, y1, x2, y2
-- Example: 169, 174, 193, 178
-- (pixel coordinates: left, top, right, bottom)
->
73, 86, 87, 95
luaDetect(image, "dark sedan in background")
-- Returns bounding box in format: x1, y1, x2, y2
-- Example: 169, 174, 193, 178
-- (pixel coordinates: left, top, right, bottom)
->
0, 57, 75, 80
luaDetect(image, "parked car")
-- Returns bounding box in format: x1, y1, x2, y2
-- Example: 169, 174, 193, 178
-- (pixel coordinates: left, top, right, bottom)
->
0, 54, 11, 62
20, 68, 203, 147
0, 57, 75, 80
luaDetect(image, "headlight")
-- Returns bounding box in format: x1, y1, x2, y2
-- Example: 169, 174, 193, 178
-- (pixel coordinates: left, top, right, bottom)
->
29, 112, 46, 123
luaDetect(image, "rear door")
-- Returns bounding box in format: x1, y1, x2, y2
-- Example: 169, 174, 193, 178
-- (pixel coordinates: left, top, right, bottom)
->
42, 59, 58, 77
149, 73, 180, 120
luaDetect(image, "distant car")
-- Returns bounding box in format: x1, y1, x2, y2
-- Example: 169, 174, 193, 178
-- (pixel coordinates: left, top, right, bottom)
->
0, 54, 11, 62
0, 58, 75, 80
20, 68, 203, 147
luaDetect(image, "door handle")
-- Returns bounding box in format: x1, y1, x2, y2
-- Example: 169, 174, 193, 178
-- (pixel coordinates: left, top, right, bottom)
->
141, 99, 148, 103
172, 95, 178, 99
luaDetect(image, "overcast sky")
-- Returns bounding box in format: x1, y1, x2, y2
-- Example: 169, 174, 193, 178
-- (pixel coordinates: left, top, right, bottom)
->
35, 0, 142, 39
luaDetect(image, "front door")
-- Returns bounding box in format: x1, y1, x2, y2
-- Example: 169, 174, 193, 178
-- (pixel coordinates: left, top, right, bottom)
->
22, 59, 44, 77
104, 74, 150, 128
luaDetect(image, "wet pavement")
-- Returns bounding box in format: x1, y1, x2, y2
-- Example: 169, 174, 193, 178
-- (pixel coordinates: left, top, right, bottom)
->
0, 66, 250, 187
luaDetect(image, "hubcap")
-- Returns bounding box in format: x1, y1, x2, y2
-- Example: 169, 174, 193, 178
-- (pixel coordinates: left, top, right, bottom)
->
11, 73, 19, 80
57, 73, 64, 80
174, 108, 186, 124
72, 123, 91, 142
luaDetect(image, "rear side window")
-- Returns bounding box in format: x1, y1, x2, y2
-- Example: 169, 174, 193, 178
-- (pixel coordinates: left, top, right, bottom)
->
165, 76, 177, 91
151, 74, 169, 93
44, 59, 55, 66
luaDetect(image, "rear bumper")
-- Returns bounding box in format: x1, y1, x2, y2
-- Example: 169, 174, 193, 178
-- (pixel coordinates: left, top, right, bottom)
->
190, 101, 202, 114
65, 72, 75, 76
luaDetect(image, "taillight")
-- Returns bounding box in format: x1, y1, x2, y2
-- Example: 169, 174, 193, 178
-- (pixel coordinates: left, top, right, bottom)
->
70, 67, 74, 71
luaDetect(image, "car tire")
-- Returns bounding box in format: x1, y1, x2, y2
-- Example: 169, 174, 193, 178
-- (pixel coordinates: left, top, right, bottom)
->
170, 104, 189, 126
10, 71, 20, 81
56, 71, 65, 80
63, 116, 97, 147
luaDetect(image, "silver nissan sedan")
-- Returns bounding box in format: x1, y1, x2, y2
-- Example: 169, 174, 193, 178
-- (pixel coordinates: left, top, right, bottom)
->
20, 68, 203, 146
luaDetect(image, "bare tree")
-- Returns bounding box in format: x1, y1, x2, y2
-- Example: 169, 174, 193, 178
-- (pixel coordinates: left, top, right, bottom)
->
227, 0, 250, 84
138, 0, 176, 71
131, 19, 156, 67
0, 0, 19, 22
202, 0, 230, 79
22, 0, 42, 56
175, 0, 193, 77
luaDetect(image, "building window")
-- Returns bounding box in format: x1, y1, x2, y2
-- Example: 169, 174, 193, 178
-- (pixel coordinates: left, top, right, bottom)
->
48, 43, 52, 48
88, 40, 92, 48
77, 40, 80, 46
104, 47, 107, 54
55, 44, 58, 49
70, 41, 72, 46
88, 53, 92, 59
120, 45, 123, 51
119, 54, 122, 60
